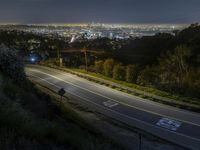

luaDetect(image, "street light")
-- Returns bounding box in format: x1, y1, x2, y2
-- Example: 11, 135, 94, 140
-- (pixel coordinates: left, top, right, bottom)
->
31, 58, 35, 62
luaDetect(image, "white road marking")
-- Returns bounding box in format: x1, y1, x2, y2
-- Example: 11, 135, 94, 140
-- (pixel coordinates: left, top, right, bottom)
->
29, 74, 61, 89
27, 73, 200, 143
103, 100, 119, 108
156, 118, 182, 131
26, 68, 200, 128
32, 66, 200, 118
27, 66, 200, 120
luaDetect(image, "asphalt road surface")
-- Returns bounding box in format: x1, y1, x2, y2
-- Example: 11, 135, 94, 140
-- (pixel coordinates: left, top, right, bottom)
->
25, 65, 200, 150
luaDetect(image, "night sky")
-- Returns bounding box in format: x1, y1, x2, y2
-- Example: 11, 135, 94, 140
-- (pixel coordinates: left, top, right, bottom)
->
0, 0, 200, 24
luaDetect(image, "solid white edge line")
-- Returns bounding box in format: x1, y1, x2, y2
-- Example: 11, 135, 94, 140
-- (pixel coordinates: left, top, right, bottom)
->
31, 65, 200, 117
26, 68, 200, 128
27, 72, 200, 143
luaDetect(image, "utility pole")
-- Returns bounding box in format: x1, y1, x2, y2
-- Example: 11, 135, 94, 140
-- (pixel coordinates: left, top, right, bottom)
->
83, 47, 88, 72
57, 48, 60, 59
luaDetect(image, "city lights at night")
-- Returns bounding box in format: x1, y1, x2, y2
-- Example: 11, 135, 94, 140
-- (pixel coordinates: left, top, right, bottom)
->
0, 0, 199, 150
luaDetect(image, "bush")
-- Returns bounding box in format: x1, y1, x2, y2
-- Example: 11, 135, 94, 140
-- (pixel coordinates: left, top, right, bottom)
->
0, 45, 25, 81
113, 64, 126, 81
94, 60, 104, 73
137, 66, 158, 86
103, 59, 115, 77
181, 69, 200, 97
126, 64, 139, 83
3, 82, 19, 100
87, 65, 96, 72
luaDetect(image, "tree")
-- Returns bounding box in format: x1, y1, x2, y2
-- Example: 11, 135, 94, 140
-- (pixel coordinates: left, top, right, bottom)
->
158, 45, 191, 92
103, 59, 115, 77
113, 64, 126, 80
137, 66, 158, 86
94, 60, 104, 74
126, 64, 139, 83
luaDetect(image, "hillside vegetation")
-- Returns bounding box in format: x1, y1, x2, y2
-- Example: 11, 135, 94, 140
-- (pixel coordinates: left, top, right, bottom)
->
0, 23, 199, 99
0, 46, 120, 150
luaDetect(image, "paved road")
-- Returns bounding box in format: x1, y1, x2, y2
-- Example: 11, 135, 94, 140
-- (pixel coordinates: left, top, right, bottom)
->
25, 65, 200, 150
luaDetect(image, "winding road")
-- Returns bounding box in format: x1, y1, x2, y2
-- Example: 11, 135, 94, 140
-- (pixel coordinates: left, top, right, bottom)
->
25, 65, 200, 150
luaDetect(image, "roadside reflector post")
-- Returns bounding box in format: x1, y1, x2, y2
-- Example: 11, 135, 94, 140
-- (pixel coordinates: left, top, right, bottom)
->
58, 88, 66, 106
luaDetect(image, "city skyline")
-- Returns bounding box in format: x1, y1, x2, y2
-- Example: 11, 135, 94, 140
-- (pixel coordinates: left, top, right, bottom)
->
0, 0, 200, 24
